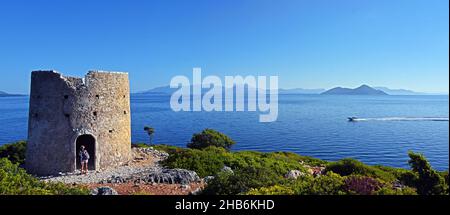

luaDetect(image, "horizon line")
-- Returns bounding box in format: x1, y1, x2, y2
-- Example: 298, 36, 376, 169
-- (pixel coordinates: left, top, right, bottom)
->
2, 85, 449, 95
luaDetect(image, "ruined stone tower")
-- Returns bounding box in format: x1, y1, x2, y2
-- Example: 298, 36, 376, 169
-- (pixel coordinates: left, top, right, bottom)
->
26, 70, 132, 175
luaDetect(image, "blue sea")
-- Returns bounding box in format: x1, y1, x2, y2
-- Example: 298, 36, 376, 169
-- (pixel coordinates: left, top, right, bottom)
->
0, 94, 448, 171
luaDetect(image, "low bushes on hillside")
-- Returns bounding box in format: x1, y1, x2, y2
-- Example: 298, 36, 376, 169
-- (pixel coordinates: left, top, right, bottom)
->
285, 172, 347, 195
203, 166, 287, 195
153, 143, 448, 195
0, 141, 26, 165
246, 185, 295, 195
157, 146, 314, 178
324, 158, 398, 182
0, 158, 89, 195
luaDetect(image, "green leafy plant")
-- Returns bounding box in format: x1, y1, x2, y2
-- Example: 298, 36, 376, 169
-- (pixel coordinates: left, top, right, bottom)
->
325, 158, 397, 182
375, 186, 417, 195
203, 166, 285, 195
288, 172, 347, 195
0, 158, 89, 195
161, 146, 228, 177
246, 185, 295, 195
160, 146, 308, 178
407, 151, 447, 195
0, 141, 27, 165
187, 129, 235, 150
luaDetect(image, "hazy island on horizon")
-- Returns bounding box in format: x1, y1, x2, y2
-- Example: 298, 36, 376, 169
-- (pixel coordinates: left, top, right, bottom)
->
0, 91, 25, 97
135, 84, 447, 96
321, 85, 388, 95
2, 84, 447, 97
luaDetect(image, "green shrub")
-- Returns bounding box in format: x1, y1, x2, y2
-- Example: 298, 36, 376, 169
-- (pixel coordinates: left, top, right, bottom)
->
161, 146, 229, 177
309, 172, 347, 195
325, 158, 396, 182
0, 157, 47, 195
407, 151, 447, 195
288, 172, 347, 195
444, 171, 449, 194
374, 165, 412, 179
228, 151, 308, 177
246, 185, 295, 195
0, 141, 27, 165
162, 146, 306, 194
443, 171, 449, 184
187, 129, 235, 150
398, 171, 419, 188
203, 166, 285, 195
268, 151, 328, 167
325, 158, 370, 176
0, 158, 89, 195
375, 187, 417, 195
160, 146, 308, 178
288, 173, 416, 195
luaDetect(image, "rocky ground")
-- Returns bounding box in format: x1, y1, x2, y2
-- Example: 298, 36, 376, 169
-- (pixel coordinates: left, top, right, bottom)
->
84, 182, 204, 195
40, 147, 204, 195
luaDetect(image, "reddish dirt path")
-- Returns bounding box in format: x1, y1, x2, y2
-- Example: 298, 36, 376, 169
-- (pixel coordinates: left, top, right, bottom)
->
84, 182, 205, 195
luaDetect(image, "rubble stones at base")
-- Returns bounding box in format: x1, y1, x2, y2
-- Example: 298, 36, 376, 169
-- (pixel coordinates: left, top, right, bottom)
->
189, 188, 203, 195
181, 184, 191, 190
139, 168, 201, 185
90, 187, 118, 195
40, 146, 200, 190
43, 166, 200, 187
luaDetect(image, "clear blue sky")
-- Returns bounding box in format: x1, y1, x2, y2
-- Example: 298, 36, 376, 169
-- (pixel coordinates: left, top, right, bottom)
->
0, 0, 448, 94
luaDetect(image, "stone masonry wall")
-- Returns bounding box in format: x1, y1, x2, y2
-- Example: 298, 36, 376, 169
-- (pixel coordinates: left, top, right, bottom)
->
26, 70, 131, 176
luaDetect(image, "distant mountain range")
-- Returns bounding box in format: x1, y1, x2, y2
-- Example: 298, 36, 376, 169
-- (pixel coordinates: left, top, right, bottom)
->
138, 86, 178, 94
372, 87, 442, 95
0, 91, 25, 97
279, 88, 326, 94
138, 85, 323, 95
138, 85, 220, 95
321, 85, 388, 95
136, 85, 446, 96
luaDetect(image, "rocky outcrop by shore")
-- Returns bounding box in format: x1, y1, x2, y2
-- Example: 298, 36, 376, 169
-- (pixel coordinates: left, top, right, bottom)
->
98, 168, 201, 185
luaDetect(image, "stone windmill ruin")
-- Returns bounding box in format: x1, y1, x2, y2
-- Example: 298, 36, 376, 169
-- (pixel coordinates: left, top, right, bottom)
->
26, 70, 132, 175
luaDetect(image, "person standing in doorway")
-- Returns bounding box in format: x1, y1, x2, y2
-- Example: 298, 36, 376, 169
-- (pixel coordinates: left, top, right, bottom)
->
79, 145, 90, 174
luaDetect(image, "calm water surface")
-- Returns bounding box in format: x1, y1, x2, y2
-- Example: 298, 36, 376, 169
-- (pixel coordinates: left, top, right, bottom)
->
0, 94, 448, 170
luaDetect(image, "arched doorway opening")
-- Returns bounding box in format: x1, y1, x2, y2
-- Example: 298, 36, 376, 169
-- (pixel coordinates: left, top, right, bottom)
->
75, 134, 96, 170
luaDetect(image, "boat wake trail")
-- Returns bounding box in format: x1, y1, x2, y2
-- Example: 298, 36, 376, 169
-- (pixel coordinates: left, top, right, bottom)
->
350, 117, 449, 122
